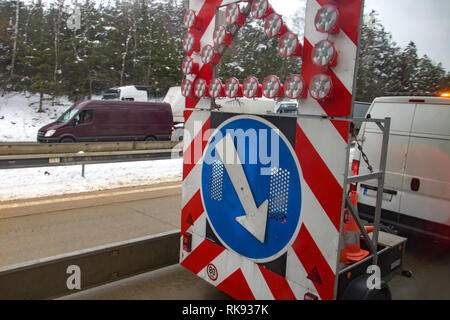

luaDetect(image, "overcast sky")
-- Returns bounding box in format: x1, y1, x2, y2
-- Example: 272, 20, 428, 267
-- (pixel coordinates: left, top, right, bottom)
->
272, 0, 450, 71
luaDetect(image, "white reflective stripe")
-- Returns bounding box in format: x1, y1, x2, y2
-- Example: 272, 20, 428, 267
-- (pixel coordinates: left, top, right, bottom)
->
304, 0, 356, 94
286, 246, 320, 295
189, 211, 207, 239
241, 259, 274, 299
343, 228, 360, 245
190, 0, 206, 13
182, 164, 202, 207
297, 114, 347, 187
180, 230, 206, 264
297, 180, 340, 271
287, 278, 321, 300
198, 249, 240, 285
220, 0, 241, 5
183, 111, 210, 152
328, 31, 357, 94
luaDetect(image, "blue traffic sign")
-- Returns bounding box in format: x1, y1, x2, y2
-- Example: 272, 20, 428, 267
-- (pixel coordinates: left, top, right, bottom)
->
201, 115, 302, 261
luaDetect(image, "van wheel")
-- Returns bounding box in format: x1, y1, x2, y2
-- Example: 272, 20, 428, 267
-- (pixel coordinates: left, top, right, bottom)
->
145, 136, 156, 141
60, 137, 75, 143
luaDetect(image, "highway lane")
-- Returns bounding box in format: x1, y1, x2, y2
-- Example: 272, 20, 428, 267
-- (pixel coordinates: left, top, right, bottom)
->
1, 182, 448, 300
0, 183, 182, 267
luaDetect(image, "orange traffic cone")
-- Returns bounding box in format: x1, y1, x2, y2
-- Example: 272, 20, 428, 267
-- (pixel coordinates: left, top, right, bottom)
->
344, 191, 369, 264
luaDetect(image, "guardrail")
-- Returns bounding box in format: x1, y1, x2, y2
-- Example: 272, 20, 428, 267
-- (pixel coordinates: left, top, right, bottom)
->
0, 141, 183, 169
0, 230, 180, 299
0, 141, 180, 155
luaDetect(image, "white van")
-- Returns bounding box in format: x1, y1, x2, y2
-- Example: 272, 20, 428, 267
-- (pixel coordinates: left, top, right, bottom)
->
163, 86, 284, 124
102, 85, 149, 102
354, 96, 450, 241
163, 86, 185, 124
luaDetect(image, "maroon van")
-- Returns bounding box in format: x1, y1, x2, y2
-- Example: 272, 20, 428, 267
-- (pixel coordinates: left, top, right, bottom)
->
37, 100, 173, 143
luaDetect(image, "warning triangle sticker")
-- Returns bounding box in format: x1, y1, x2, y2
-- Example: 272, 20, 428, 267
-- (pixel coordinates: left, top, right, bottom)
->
186, 213, 194, 226
307, 266, 323, 285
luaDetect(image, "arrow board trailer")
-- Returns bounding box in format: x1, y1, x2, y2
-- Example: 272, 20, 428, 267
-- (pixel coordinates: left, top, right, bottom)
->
179, 0, 407, 300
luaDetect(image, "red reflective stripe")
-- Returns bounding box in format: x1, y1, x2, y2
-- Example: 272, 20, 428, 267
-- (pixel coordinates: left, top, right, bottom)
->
316, 0, 362, 46
295, 124, 343, 230
330, 120, 349, 142
183, 117, 210, 179
181, 190, 204, 235
258, 265, 296, 300
292, 225, 336, 300
184, 109, 193, 123
181, 239, 225, 275
217, 269, 255, 300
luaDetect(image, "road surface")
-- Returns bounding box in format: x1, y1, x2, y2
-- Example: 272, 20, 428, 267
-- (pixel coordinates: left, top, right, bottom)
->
0, 182, 448, 299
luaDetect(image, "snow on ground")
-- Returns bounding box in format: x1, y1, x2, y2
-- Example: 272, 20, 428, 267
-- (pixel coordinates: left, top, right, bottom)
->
0, 158, 183, 201
0, 92, 182, 201
0, 92, 73, 142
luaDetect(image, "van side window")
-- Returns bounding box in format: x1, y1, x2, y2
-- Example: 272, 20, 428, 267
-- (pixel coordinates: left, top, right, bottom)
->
76, 109, 94, 124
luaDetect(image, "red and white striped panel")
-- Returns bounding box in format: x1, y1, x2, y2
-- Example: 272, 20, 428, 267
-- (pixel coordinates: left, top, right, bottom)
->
180, 0, 362, 300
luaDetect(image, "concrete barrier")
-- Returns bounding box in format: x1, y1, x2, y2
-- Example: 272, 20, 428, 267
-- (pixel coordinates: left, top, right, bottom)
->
0, 230, 180, 299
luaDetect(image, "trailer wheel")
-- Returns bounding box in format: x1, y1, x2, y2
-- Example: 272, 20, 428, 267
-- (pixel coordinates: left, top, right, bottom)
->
341, 275, 392, 300
145, 136, 156, 141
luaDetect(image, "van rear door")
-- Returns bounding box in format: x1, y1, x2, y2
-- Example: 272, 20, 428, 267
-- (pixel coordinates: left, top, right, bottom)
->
400, 103, 450, 226
357, 101, 416, 213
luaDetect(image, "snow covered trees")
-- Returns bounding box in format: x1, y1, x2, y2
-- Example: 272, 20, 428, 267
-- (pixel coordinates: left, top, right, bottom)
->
356, 11, 449, 102
0, 2, 447, 106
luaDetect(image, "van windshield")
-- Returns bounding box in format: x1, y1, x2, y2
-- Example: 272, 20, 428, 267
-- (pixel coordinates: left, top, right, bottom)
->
56, 107, 79, 123
102, 89, 120, 100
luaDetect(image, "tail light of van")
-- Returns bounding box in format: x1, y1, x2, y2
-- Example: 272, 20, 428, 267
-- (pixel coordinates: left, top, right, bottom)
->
201, 45, 220, 65
312, 40, 337, 67
226, 3, 245, 25
263, 75, 284, 99
309, 74, 333, 101
225, 77, 243, 98
278, 32, 302, 57
264, 13, 287, 38
243, 76, 262, 98
182, 56, 199, 75
284, 74, 305, 99
251, 0, 273, 20
183, 32, 200, 53
213, 25, 232, 46
314, 4, 340, 34
352, 159, 360, 176
350, 159, 360, 191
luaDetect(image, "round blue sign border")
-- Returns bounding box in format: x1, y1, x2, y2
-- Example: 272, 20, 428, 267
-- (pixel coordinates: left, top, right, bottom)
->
200, 114, 304, 263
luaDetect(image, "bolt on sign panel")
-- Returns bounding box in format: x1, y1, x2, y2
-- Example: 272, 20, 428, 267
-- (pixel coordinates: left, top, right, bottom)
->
180, 0, 363, 300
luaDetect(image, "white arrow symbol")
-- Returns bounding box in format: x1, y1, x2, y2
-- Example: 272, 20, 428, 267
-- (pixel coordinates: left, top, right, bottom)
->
215, 133, 268, 243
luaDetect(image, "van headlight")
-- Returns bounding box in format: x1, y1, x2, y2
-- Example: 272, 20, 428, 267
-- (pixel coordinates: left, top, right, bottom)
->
44, 130, 56, 137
